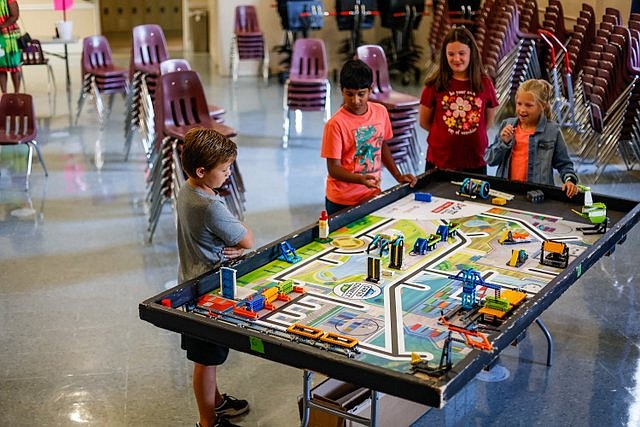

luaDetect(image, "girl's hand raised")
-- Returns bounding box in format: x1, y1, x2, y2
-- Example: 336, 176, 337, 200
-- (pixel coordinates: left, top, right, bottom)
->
500, 124, 515, 143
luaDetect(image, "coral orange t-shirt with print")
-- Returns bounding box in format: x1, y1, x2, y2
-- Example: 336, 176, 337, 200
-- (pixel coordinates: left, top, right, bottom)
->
321, 102, 393, 206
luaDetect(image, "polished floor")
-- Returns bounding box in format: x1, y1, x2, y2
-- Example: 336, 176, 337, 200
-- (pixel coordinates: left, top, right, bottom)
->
1, 50, 639, 427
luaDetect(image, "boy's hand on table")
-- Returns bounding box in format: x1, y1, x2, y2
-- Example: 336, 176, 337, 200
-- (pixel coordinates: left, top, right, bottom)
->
398, 174, 417, 187
361, 174, 381, 189
223, 246, 245, 259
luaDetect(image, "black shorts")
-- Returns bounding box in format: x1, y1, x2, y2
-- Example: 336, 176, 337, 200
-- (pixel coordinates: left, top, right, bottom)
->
181, 334, 229, 366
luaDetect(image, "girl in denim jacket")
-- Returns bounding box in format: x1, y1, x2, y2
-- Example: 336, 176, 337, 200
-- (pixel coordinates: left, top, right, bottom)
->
485, 79, 579, 198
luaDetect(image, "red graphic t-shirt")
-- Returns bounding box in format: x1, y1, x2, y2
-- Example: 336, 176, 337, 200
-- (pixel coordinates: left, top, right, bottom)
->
420, 76, 499, 170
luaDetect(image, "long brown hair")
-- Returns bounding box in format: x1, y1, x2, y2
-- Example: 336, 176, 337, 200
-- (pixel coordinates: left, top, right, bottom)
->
425, 26, 486, 93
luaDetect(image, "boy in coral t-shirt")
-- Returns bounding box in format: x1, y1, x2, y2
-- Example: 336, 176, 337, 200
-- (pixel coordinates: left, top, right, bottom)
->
321, 59, 417, 215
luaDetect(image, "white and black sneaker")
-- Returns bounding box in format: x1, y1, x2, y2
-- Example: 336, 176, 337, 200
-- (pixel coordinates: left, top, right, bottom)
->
215, 394, 250, 418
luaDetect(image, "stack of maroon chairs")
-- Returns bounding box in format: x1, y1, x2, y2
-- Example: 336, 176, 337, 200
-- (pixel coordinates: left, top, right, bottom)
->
541, 0, 571, 45
231, 5, 269, 82
282, 38, 331, 148
574, 10, 640, 180
516, 0, 540, 33
357, 44, 421, 174
124, 24, 169, 162
146, 69, 245, 242
479, 0, 541, 113
426, 0, 451, 71
76, 35, 129, 129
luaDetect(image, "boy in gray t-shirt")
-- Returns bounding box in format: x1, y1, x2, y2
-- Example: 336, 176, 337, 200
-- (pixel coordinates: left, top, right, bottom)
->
176, 128, 254, 427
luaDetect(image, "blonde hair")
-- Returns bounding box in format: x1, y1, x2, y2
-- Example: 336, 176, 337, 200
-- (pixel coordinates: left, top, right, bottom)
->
516, 79, 553, 118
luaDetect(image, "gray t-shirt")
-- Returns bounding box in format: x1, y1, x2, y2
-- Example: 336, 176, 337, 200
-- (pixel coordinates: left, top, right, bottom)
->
176, 183, 246, 283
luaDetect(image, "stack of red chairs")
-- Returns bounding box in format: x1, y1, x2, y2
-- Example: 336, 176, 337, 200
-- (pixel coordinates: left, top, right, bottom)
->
282, 38, 331, 148
574, 8, 640, 180
478, 0, 540, 113
76, 35, 129, 129
357, 44, 421, 174
231, 5, 269, 82
146, 69, 245, 242
124, 24, 169, 162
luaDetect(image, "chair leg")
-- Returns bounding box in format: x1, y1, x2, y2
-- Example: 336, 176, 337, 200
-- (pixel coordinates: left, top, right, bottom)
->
262, 48, 270, 83
29, 140, 48, 176
46, 64, 56, 99
282, 107, 291, 148
92, 82, 105, 129
231, 36, 239, 81
76, 75, 93, 126
324, 81, 332, 122
25, 144, 33, 191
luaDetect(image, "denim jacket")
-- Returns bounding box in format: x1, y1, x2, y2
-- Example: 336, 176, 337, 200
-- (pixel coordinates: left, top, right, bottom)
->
485, 114, 578, 186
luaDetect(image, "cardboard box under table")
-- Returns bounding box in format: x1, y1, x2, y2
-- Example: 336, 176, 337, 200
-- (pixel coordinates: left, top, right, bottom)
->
299, 377, 428, 427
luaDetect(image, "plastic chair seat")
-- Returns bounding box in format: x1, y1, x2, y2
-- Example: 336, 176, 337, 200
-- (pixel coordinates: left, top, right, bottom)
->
158, 58, 228, 127
20, 39, 56, 96
164, 121, 237, 140
0, 93, 48, 190
236, 31, 264, 38
370, 92, 420, 108
91, 67, 128, 79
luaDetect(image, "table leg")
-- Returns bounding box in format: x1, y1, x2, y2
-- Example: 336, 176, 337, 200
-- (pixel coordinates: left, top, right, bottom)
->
300, 370, 313, 427
64, 43, 71, 91
535, 317, 553, 366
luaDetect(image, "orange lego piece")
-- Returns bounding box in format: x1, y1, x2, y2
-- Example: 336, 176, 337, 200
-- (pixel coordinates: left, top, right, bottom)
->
232, 306, 259, 319
319, 332, 359, 349
287, 323, 324, 339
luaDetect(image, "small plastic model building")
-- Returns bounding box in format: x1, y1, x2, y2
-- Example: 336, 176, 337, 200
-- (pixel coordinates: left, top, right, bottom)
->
220, 266, 237, 299
278, 240, 301, 263
366, 255, 381, 283
388, 236, 404, 269
499, 230, 531, 245
414, 192, 432, 202
507, 249, 528, 267
367, 234, 390, 256
572, 185, 608, 234
492, 197, 507, 205
410, 234, 439, 255
540, 240, 569, 268
527, 189, 545, 203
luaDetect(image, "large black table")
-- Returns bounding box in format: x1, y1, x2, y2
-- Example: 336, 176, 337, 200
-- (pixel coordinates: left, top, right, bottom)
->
139, 170, 639, 409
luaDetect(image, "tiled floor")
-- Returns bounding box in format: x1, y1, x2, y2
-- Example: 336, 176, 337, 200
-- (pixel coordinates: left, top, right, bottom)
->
1, 50, 639, 427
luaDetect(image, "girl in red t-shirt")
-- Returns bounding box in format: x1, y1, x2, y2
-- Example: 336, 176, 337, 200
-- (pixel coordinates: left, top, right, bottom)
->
419, 27, 498, 173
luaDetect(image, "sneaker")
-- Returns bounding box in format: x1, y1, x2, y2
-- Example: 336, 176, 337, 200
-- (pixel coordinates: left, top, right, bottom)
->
215, 394, 250, 417
214, 415, 241, 427
196, 416, 240, 427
